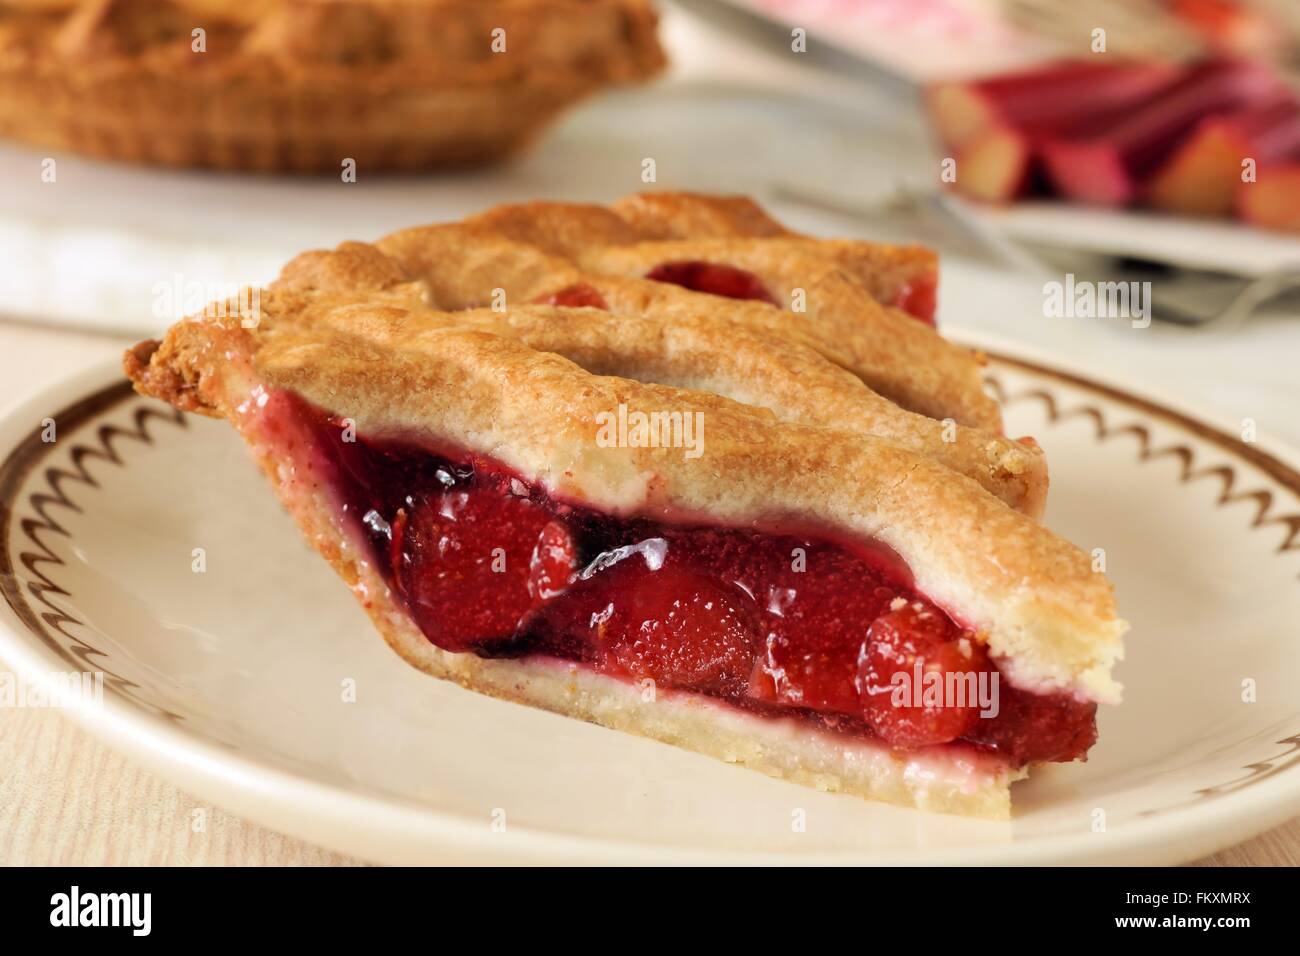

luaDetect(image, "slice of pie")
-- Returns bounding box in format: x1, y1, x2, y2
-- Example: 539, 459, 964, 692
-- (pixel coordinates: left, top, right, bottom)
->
125, 192, 1125, 818
0, 0, 664, 172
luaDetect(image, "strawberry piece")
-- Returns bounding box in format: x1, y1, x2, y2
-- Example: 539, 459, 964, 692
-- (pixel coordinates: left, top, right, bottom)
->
741, 545, 906, 717
549, 544, 760, 695
891, 275, 938, 326
387, 506, 409, 575
857, 603, 988, 748
394, 489, 574, 651
964, 683, 1097, 764
645, 261, 777, 305
532, 283, 609, 309
749, 622, 868, 717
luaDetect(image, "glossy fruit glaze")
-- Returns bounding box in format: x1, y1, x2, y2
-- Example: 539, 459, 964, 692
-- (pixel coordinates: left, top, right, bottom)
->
278, 392, 1095, 765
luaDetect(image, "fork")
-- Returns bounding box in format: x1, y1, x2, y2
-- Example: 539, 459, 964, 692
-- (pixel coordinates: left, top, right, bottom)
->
770, 182, 1300, 329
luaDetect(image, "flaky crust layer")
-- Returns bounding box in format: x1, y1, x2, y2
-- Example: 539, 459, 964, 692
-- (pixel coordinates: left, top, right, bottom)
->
443, 196, 998, 428
275, 241, 1047, 515
0, 0, 665, 171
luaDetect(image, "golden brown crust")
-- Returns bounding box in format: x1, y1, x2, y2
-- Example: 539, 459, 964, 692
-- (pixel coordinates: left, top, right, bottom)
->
577, 238, 978, 424
371, 211, 1021, 502
297, 200, 1039, 510
0, 0, 665, 171
462, 195, 940, 313
272, 237, 1047, 514
610, 192, 794, 239
444, 306, 1048, 517
608, 191, 940, 311
435, 196, 994, 429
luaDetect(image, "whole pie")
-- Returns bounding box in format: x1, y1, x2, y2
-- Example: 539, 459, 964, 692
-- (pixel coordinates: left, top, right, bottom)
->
0, 0, 665, 172
125, 192, 1126, 818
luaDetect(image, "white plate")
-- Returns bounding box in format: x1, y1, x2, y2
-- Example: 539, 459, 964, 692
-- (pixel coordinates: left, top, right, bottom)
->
1, 346, 1298, 865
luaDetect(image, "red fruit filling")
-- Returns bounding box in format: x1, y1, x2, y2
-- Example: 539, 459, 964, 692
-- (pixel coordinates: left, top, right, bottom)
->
645, 261, 778, 305
532, 283, 610, 309
534, 545, 761, 696
857, 604, 988, 747
891, 276, 938, 326
281, 392, 1096, 766
392, 489, 577, 652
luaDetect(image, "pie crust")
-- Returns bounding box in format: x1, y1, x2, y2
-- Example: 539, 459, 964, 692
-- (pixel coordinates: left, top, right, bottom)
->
124, 192, 1127, 817
0, 0, 665, 172
382, 194, 1001, 429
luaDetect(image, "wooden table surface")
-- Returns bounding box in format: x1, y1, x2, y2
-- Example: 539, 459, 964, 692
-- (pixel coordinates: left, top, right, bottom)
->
1, 323, 1295, 866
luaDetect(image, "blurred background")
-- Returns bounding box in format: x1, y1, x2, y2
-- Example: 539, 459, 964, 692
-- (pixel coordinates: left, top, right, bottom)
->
1, 0, 1298, 437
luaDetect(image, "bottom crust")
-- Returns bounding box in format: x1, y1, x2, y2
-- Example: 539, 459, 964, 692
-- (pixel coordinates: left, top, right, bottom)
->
386, 630, 1019, 819
240, 388, 1019, 820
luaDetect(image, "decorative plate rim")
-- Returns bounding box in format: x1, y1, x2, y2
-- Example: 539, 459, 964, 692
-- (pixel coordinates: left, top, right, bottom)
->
0, 348, 1297, 865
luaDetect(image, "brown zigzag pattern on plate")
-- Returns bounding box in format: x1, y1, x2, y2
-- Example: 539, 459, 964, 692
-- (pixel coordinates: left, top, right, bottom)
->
1149, 732, 1300, 817
0, 381, 188, 722
986, 369, 1300, 559
986, 364, 1300, 817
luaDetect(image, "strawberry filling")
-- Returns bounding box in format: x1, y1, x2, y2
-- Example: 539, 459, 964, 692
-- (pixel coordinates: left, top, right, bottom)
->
891, 275, 939, 325
532, 283, 610, 309
280, 392, 1094, 766
644, 261, 778, 305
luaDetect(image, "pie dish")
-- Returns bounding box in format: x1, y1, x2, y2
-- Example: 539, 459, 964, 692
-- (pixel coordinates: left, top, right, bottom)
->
124, 192, 1127, 818
0, 0, 665, 172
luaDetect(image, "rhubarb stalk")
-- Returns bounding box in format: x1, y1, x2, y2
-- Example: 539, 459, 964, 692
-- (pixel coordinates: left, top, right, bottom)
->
1236, 164, 1300, 232
1148, 95, 1300, 216
1039, 59, 1285, 206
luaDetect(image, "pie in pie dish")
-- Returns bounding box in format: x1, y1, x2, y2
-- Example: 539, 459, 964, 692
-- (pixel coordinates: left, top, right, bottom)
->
0, 0, 664, 172
124, 192, 1126, 818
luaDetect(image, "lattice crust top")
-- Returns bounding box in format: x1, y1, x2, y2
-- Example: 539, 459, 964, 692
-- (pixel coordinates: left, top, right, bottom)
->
381, 193, 1000, 431
0, 0, 664, 77
0, 0, 665, 170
